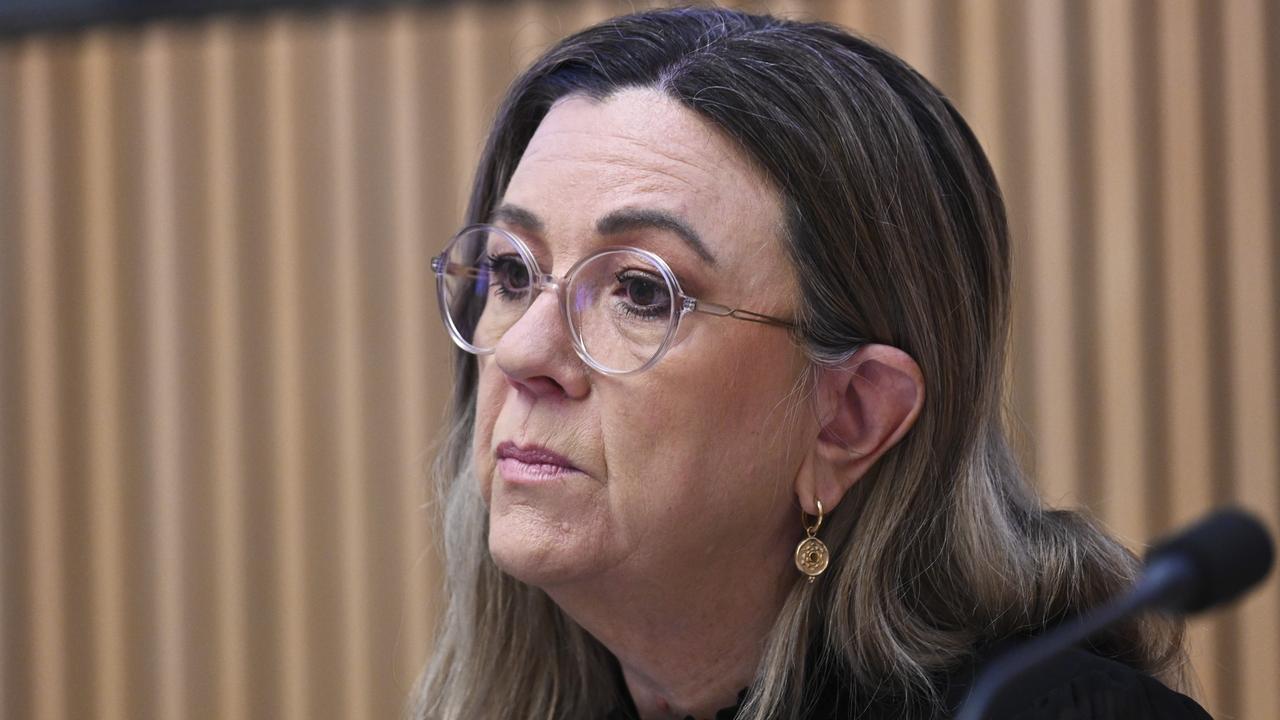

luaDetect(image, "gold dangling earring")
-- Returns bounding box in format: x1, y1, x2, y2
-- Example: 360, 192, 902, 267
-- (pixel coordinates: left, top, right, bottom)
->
794, 498, 830, 582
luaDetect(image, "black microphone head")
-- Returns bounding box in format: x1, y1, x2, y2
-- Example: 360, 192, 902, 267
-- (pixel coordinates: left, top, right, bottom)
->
1145, 507, 1275, 614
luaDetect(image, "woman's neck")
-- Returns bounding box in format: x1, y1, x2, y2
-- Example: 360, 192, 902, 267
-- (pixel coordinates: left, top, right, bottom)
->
544, 540, 794, 719
616, 627, 761, 719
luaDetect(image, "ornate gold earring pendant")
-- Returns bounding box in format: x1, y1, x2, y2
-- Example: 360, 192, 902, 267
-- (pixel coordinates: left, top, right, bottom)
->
794, 498, 830, 582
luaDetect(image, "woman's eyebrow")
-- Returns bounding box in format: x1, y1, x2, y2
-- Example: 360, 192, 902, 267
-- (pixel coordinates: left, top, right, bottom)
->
491, 203, 719, 267
596, 207, 718, 267
490, 203, 545, 235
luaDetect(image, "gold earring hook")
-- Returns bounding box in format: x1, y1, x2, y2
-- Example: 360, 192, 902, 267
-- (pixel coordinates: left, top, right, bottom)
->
803, 498, 824, 537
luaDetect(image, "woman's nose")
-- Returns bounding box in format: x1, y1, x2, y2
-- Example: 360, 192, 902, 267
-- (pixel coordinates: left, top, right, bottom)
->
492, 287, 590, 399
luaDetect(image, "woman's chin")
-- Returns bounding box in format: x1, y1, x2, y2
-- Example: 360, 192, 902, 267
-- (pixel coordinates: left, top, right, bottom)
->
487, 511, 600, 588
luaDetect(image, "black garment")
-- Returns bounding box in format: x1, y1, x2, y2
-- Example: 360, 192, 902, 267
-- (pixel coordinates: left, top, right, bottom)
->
605, 647, 1212, 719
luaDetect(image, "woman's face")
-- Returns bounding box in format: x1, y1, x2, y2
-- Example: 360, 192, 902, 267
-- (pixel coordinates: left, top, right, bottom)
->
473, 88, 817, 591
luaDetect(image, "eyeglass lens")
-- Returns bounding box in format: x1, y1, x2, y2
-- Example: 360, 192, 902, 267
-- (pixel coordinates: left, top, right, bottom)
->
438, 227, 679, 374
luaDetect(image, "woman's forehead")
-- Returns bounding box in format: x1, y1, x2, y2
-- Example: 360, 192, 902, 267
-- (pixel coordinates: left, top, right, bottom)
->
500, 89, 786, 267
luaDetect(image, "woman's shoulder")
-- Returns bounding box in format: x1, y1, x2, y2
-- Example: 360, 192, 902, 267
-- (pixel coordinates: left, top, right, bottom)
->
606, 647, 1212, 719
939, 647, 1213, 720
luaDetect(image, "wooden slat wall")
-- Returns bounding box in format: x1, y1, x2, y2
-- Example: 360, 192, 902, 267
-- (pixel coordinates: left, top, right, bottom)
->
0, 1, 1275, 718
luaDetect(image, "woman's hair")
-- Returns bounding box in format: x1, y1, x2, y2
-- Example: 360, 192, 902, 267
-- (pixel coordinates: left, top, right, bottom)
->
411, 7, 1187, 719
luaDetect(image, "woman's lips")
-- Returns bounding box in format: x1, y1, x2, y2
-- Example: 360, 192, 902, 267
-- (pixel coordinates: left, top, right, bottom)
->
497, 458, 580, 483
495, 441, 582, 484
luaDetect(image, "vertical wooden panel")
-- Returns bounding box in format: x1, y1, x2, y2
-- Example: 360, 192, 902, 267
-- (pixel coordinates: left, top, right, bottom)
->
1089, 0, 1149, 543
0, 40, 19, 720
574, 0, 621, 31
896, 0, 934, 81
169, 27, 222, 717
17, 38, 69, 720
409, 6, 467, 695
1155, 0, 1223, 710
512, 0, 558, 69
106, 32, 158, 720
765, 0, 809, 20
343, 12, 417, 716
263, 16, 310, 720
140, 26, 189, 720
861, 1, 901, 54
830, 0, 871, 35
290, 20, 344, 715
79, 29, 128, 720
1222, 1, 1280, 717
1023, 0, 1082, 507
957, 0, 1005, 177
1130, 0, 1166, 538
224, 22, 281, 720
387, 6, 435, 693
983, 1, 1038, 474
202, 18, 249, 720
48, 40, 93, 720
449, 4, 485, 222
325, 12, 374, 720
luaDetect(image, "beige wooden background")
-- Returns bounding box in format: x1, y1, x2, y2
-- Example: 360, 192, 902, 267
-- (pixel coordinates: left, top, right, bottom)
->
1, 0, 1276, 718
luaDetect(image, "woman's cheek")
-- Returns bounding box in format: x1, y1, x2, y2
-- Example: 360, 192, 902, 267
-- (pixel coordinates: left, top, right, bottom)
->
475, 451, 495, 504
473, 380, 502, 504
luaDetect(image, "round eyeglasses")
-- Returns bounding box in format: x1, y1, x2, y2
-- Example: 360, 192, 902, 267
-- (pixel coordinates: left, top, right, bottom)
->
431, 224, 797, 375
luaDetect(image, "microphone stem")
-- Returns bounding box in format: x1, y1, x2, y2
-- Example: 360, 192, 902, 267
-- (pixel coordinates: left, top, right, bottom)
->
954, 559, 1188, 720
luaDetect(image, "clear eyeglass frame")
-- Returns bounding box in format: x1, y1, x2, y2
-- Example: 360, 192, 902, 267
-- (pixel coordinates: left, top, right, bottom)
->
431, 223, 798, 376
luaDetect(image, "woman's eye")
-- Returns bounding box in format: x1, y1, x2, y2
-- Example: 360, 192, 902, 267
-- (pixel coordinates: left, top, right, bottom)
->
626, 278, 660, 306
616, 271, 671, 317
487, 254, 531, 295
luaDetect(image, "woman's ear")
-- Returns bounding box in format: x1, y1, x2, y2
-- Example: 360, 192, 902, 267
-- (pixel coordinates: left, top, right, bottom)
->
794, 344, 925, 515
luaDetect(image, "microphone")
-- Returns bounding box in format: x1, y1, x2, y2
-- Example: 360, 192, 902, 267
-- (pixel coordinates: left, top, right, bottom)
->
955, 507, 1274, 720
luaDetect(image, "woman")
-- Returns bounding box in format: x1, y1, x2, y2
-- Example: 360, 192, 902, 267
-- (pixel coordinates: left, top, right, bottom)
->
412, 7, 1209, 719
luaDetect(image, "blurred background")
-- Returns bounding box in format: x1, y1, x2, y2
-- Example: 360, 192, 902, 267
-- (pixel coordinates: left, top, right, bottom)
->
0, 0, 1275, 718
